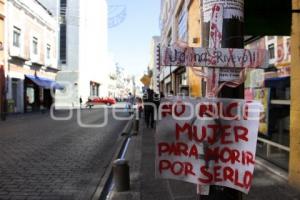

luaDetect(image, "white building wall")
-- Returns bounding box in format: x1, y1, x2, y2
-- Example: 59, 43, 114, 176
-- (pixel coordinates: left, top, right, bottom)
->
78, 0, 109, 102
6, 0, 58, 112
42, 0, 110, 108
37, 0, 59, 17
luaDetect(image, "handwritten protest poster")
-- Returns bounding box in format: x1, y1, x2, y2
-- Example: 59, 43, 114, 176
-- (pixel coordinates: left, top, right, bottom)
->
161, 47, 268, 69
155, 97, 261, 194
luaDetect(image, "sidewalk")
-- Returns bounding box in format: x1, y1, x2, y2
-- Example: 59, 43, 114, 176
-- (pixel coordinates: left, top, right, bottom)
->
110, 120, 300, 200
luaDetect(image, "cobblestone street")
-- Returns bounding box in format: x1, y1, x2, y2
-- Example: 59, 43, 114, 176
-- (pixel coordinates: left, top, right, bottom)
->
0, 108, 128, 200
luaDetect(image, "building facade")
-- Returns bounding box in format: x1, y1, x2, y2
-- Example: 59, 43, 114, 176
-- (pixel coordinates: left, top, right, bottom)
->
149, 36, 160, 93
244, 36, 291, 171
159, 0, 202, 97
40, 0, 111, 108
6, 0, 59, 113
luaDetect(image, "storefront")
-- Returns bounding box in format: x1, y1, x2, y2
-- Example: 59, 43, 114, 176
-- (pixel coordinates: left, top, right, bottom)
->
24, 75, 63, 112
257, 75, 290, 170
245, 68, 291, 171
174, 67, 188, 96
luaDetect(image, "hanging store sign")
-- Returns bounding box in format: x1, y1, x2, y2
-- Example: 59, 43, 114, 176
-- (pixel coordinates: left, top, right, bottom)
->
155, 97, 262, 194
140, 75, 151, 86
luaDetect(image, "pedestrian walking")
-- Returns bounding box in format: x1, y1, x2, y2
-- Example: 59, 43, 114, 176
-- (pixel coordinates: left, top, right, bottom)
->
127, 92, 134, 115
135, 96, 143, 119
86, 98, 93, 110
153, 93, 161, 128
79, 97, 83, 109
143, 88, 154, 128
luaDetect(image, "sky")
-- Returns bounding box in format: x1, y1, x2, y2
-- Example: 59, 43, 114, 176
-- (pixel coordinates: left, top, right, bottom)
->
107, 0, 161, 78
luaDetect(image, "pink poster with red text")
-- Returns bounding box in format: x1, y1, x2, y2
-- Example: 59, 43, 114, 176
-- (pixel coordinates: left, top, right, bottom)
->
155, 97, 262, 194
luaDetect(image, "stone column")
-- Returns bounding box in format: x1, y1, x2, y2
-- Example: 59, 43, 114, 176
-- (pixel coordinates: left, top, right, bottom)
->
289, 0, 300, 189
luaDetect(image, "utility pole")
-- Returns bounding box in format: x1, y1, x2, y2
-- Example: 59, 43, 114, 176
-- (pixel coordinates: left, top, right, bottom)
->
200, 0, 245, 199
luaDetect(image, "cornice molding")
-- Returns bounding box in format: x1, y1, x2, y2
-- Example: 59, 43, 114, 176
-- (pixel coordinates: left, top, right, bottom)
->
8, 0, 56, 32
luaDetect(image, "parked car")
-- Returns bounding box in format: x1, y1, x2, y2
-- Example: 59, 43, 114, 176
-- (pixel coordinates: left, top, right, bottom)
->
90, 97, 116, 106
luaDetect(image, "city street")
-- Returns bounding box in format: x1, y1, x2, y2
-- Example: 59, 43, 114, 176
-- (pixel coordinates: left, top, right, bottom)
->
0, 0, 299, 199
0, 107, 128, 200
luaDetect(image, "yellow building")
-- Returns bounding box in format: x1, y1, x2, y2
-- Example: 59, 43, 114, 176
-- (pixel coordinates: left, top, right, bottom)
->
289, 0, 300, 190
187, 0, 202, 97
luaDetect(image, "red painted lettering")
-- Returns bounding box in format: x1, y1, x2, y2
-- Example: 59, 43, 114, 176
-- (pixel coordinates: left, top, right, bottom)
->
171, 161, 184, 175
189, 144, 199, 159
243, 171, 253, 189
219, 147, 232, 163
199, 166, 213, 184
214, 166, 222, 182
176, 123, 192, 141
223, 167, 234, 182
234, 126, 249, 142
231, 150, 241, 164
220, 125, 233, 144
174, 103, 186, 117
207, 124, 219, 144
161, 104, 172, 117
234, 169, 245, 188
159, 160, 171, 174
245, 152, 255, 165
158, 143, 169, 156
185, 162, 196, 176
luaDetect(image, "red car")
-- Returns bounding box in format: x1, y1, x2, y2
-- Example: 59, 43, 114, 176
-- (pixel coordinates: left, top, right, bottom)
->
90, 97, 116, 105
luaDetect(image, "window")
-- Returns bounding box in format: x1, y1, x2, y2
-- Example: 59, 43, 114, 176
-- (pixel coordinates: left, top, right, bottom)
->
177, 8, 187, 42
268, 44, 275, 59
180, 72, 187, 85
60, 0, 67, 64
60, 24, 67, 64
167, 30, 172, 46
46, 44, 51, 59
33, 37, 38, 55
13, 27, 21, 47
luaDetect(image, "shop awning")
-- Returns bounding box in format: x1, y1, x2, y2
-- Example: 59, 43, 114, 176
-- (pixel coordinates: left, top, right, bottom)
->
264, 76, 290, 88
25, 75, 64, 90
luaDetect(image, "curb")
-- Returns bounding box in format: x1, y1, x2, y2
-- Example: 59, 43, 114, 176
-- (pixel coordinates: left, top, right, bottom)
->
92, 118, 133, 200
122, 119, 133, 135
